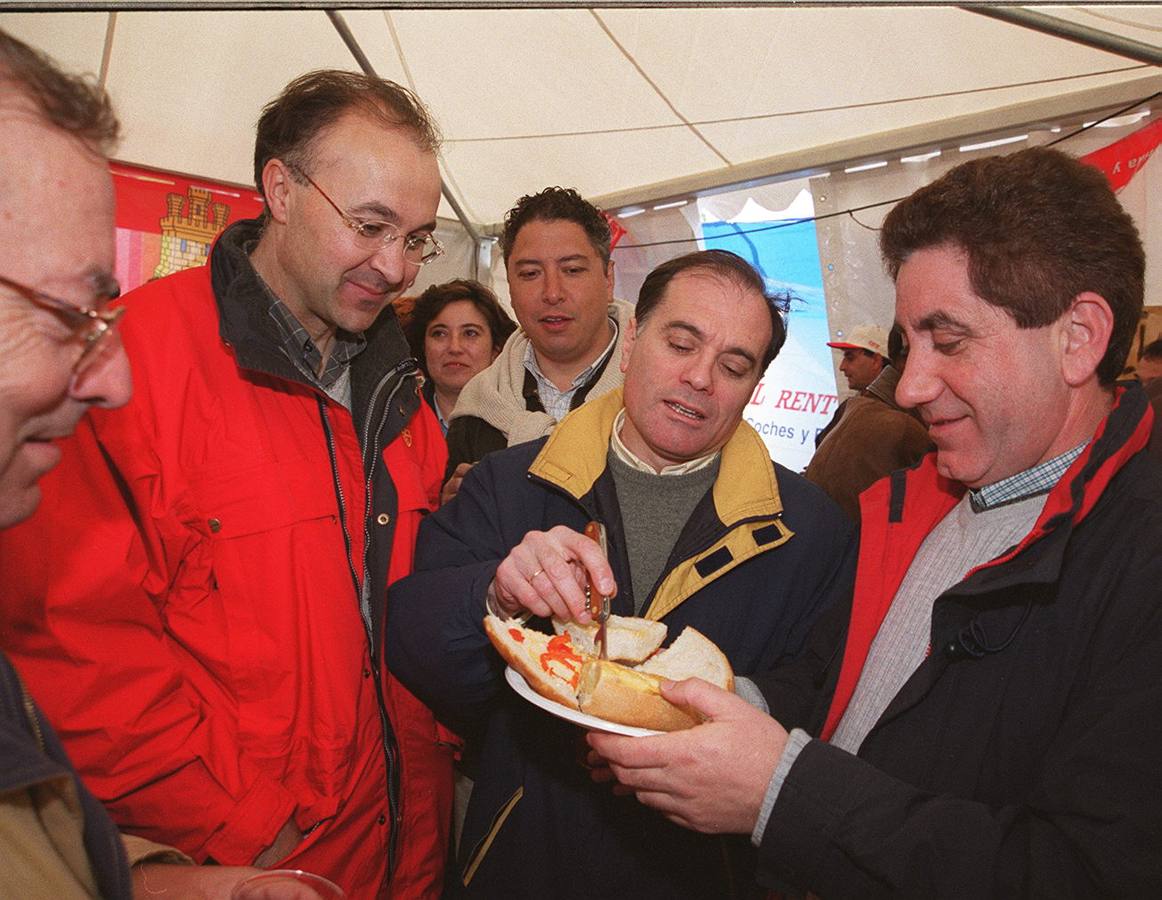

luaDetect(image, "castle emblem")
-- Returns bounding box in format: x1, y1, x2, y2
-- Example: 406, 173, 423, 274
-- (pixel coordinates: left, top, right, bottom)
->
152, 187, 230, 279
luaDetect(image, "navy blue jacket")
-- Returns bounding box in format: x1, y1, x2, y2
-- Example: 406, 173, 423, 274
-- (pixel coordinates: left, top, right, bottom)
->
388, 389, 856, 899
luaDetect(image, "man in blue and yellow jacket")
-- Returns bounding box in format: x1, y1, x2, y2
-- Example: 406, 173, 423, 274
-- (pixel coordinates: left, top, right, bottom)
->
388, 249, 856, 899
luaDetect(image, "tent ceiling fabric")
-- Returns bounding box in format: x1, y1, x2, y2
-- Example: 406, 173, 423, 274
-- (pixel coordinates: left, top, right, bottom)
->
3, 7, 1160, 227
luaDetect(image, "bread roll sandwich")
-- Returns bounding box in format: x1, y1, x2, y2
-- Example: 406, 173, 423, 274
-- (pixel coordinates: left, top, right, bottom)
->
485, 613, 583, 708
578, 627, 734, 730
485, 612, 732, 732
551, 614, 666, 663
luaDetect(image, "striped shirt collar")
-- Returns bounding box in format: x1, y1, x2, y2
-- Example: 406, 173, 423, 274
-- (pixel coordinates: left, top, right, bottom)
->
523, 316, 618, 421
969, 443, 1086, 513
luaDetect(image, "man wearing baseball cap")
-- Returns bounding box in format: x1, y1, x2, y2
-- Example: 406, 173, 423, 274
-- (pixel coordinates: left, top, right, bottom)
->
815, 323, 890, 447
828, 323, 890, 392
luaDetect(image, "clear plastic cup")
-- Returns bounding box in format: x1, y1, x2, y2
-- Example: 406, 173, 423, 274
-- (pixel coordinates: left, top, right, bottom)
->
230, 869, 346, 900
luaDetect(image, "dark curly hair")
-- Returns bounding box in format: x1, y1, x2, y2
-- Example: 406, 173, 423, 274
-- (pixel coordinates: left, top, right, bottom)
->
0, 30, 119, 153
881, 147, 1144, 386
404, 279, 516, 376
500, 187, 612, 268
254, 69, 440, 200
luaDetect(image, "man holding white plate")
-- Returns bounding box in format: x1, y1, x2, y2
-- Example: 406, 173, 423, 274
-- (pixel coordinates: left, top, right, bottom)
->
389, 249, 856, 899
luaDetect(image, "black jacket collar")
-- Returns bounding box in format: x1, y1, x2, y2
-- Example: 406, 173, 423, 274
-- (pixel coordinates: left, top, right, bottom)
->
208, 218, 420, 429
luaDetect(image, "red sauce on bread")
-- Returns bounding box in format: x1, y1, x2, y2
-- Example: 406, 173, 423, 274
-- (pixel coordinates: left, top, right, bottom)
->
509, 628, 524, 642
540, 633, 583, 690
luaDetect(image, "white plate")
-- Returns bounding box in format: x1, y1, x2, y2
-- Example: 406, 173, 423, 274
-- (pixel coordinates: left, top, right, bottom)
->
504, 667, 661, 737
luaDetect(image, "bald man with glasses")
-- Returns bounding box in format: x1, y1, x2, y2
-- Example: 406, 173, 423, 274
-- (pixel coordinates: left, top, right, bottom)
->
0, 69, 455, 897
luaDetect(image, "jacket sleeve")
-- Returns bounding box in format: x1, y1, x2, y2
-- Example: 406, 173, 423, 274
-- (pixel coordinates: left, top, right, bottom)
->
742, 471, 857, 727
0, 782, 105, 899
748, 587, 852, 733
443, 416, 474, 481
756, 576, 1162, 897
807, 413, 931, 523
869, 417, 931, 488
121, 833, 193, 868
0, 412, 297, 865
387, 454, 524, 732
443, 415, 507, 482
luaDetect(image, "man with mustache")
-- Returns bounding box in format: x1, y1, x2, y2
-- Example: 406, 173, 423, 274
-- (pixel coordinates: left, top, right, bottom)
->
442, 187, 634, 498
390, 250, 856, 898
0, 70, 454, 897
591, 148, 1162, 898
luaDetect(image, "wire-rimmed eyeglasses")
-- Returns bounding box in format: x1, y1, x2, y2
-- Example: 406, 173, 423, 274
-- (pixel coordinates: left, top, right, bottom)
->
0, 272, 125, 376
293, 168, 445, 267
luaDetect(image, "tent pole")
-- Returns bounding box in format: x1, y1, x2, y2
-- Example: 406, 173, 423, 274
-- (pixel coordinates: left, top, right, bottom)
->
964, 7, 1162, 67
98, 13, 117, 89
325, 9, 376, 74
324, 9, 485, 279
436, 185, 486, 282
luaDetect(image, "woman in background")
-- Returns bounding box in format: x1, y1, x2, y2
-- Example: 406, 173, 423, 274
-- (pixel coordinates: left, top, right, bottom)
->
405, 279, 516, 434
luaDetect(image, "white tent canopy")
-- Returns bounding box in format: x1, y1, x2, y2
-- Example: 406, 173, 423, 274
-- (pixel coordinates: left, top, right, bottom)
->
3, 4, 1159, 231
4, 4, 1160, 466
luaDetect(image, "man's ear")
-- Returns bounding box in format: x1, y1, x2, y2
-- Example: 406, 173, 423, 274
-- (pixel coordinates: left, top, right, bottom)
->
605, 258, 616, 296
261, 159, 295, 225
619, 316, 637, 374
1060, 291, 1114, 387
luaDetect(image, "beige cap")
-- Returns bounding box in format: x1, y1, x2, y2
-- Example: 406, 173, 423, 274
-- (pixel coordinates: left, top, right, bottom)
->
827, 323, 889, 358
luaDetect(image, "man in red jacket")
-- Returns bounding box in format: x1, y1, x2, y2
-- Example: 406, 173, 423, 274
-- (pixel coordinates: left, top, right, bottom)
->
0, 69, 453, 897
592, 148, 1162, 896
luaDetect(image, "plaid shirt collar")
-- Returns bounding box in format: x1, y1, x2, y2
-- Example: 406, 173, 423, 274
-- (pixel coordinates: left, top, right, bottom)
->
256, 274, 367, 391
969, 443, 1086, 513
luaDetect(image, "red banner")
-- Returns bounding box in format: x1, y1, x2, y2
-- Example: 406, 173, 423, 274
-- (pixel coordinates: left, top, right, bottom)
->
111, 162, 265, 295
1081, 117, 1162, 193
602, 210, 627, 251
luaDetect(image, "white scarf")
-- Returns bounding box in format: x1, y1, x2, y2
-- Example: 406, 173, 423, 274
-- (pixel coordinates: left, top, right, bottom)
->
449, 298, 635, 447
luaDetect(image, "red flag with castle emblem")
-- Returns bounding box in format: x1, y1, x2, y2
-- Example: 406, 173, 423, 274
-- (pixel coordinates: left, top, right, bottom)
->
111, 162, 265, 294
